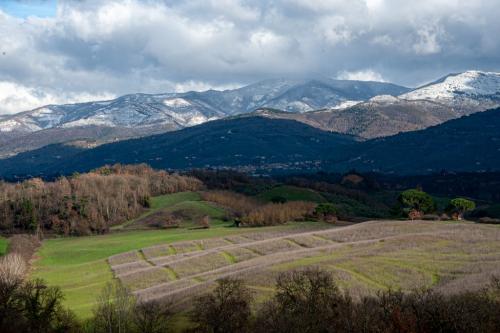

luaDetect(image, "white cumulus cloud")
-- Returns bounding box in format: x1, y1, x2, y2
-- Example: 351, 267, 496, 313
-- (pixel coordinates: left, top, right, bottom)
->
337, 70, 386, 82
0, 0, 499, 114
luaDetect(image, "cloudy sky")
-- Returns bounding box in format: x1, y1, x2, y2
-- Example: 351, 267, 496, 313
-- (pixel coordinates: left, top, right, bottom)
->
0, 0, 499, 115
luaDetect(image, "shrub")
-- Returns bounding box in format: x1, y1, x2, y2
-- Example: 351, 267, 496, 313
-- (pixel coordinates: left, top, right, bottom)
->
132, 300, 172, 333
255, 268, 351, 333
314, 203, 338, 222
0, 277, 80, 333
191, 278, 253, 333
198, 215, 211, 229
270, 196, 287, 204
92, 282, 135, 333
0, 253, 26, 283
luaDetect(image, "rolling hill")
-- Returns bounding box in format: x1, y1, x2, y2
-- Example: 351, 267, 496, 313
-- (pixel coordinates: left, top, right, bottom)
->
0, 78, 407, 157
0, 107, 499, 178
332, 107, 500, 174
259, 71, 500, 138
0, 117, 357, 179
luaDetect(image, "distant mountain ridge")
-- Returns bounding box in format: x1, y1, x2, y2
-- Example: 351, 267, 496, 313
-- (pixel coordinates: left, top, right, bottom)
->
0, 78, 408, 134
1, 70, 499, 157
0, 78, 407, 156
0, 117, 358, 179
1, 107, 499, 179
258, 71, 500, 138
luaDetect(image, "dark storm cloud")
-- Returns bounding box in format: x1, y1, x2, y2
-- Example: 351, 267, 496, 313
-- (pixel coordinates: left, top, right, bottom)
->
0, 0, 499, 114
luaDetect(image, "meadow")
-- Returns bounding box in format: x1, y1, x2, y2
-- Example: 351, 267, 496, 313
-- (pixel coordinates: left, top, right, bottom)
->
26, 190, 500, 327
31, 192, 321, 317
256, 185, 327, 203
0, 236, 8, 255
108, 220, 500, 311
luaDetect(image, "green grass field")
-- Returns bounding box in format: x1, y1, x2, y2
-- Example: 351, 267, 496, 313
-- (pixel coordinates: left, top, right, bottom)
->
0, 236, 8, 256
115, 192, 227, 230
32, 192, 313, 318
113, 192, 203, 230
257, 185, 326, 203
29, 190, 500, 327
32, 227, 252, 317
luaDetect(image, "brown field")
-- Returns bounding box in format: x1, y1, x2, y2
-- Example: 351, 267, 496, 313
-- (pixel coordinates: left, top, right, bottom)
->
108, 220, 500, 308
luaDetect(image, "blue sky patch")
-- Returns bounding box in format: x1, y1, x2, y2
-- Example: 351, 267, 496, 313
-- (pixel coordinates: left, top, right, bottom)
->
0, 0, 57, 18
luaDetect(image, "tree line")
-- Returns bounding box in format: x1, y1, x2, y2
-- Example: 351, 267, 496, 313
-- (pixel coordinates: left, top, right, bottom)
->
200, 191, 317, 226
0, 164, 202, 235
3, 258, 498, 333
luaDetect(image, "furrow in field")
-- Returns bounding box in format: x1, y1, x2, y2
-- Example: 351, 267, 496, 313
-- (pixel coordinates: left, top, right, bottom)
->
115, 221, 472, 303
133, 234, 419, 302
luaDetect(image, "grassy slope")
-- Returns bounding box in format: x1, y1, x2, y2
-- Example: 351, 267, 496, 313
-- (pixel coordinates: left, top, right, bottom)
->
257, 185, 326, 203
259, 222, 500, 298
32, 227, 257, 317
113, 192, 202, 230
0, 236, 8, 256
32, 192, 302, 318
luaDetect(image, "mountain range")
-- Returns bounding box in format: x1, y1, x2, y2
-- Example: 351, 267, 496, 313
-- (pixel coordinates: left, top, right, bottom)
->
0, 106, 499, 179
1, 71, 499, 158
256, 71, 500, 138
0, 78, 408, 156
0, 70, 499, 178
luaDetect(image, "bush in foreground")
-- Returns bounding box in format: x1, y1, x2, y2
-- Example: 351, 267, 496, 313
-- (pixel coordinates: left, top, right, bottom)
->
193, 269, 500, 333
0, 262, 80, 333
91, 281, 173, 333
190, 278, 253, 333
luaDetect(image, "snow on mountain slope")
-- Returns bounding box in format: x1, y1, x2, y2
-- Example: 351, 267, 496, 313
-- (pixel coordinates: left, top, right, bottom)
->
250, 71, 500, 139
0, 78, 409, 135
400, 71, 500, 113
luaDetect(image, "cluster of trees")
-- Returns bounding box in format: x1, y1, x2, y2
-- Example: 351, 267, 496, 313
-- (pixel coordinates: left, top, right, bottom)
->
0, 253, 80, 333
241, 201, 316, 226
398, 189, 476, 221
201, 191, 316, 226
189, 269, 500, 333
200, 191, 259, 217
2, 260, 499, 333
0, 164, 202, 235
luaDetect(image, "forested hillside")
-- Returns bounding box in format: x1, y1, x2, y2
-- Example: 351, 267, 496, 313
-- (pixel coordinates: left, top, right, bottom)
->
0, 164, 202, 235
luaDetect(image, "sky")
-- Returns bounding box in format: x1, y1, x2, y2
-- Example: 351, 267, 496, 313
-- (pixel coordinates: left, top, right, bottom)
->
0, 0, 499, 115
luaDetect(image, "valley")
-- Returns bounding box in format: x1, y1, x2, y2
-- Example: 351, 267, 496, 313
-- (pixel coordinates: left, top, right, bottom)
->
22, 189, 500, 331
2, 2, 500, 332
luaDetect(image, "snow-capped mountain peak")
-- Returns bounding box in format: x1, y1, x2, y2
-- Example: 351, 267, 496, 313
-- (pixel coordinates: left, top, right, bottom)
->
0, 78, 408, 135
401, 70, 500, 101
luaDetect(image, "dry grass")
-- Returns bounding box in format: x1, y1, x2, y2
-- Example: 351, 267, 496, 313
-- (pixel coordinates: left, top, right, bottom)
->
141, 245, 172, 259
108, 251, 141, 266
111, 261, 151, 277
224, 247, 260, 262
244, 239, 303, 255
109, 220, 500, 308
120, 267, 174, 291
167, 252, 231, 278
224, 235, 253, 244
195, 238, 231, 250
0, 253, 26, 284
171, 241, 201, 254
287, 235, 333, 248
6, 235, 40, 263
